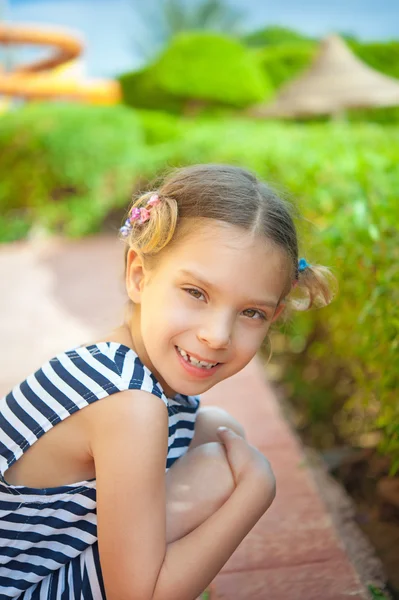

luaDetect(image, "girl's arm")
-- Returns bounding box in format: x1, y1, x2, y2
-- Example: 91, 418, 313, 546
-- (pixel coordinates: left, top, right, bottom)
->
86, 390, 272, 600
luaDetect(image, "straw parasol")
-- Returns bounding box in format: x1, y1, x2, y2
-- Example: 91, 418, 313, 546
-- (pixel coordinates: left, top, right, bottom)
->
251, 34, 399, 118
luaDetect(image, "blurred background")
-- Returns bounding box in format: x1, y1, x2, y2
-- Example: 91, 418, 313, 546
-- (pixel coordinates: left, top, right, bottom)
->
0, 1, 398, 597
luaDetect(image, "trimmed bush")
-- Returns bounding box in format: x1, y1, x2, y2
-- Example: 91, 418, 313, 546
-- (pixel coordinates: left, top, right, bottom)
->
244, 25, 314, 48
349, 40, 399, 80
119, 69, 184, 114
119, 32, 273, 111
0, 103, 157, 237
257, 41, 318, 88
155, 32, 272, 106
133, 110, 185, 144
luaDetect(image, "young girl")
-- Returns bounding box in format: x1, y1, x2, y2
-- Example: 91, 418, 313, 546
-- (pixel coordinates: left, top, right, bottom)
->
0, 164, 335, 599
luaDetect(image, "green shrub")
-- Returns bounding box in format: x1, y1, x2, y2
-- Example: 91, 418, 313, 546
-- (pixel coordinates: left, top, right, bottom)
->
244, 25, 314, 48
155, 32, 272, 106
349, 41, 399, 124
164, 118, 399, 471
349, 40, 399, 80
347, 106, 399, 124
257, 42, 317, 88
119, 69, 184, 113
0, 103, 159, 237
119, 32, 273, 111
135, 110, 185, 144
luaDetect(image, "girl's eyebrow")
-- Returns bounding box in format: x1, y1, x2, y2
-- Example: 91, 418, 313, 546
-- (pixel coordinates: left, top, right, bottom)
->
178, 269, 278, 309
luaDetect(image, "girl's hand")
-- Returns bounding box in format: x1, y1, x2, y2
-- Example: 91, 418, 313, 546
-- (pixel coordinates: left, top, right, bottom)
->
216, 426, 276, 503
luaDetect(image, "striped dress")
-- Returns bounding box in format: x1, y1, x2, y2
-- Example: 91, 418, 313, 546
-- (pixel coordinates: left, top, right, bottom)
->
0, 342, 200, 599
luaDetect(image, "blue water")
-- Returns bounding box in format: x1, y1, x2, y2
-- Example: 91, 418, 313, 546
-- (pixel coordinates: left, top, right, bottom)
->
4, 0, 399, 77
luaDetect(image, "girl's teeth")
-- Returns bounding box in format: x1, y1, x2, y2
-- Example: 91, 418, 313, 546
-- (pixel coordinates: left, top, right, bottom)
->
177, 347, 217, 369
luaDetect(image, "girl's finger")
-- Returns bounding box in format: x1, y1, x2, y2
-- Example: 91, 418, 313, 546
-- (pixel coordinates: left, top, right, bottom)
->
216, 426, 238, 442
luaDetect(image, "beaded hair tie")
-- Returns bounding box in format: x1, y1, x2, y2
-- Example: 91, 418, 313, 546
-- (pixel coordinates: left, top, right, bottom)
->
292, 257, 311, 288
298, 258, 310, 273
120, 194, 161, 237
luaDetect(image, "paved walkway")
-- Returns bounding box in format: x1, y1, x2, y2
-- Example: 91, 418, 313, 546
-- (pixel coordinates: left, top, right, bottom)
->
0, 235, 371, 599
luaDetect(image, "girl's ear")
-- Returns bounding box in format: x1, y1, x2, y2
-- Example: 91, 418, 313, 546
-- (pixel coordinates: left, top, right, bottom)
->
125, 248, 146, 303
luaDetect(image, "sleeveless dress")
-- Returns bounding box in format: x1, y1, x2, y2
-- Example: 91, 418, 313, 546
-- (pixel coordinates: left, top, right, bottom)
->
0, 342, 200, 599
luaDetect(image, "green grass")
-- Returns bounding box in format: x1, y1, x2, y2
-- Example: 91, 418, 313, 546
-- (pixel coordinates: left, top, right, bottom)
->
368, 583, 391, 599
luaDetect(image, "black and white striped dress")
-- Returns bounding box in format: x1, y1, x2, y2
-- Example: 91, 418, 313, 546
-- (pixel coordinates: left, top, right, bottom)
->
0, 342, 200, 599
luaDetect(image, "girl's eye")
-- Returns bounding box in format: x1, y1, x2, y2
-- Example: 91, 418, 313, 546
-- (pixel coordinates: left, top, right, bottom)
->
184, 287, 205, 301
184, 288, 267, 321
243, 308, 267, 321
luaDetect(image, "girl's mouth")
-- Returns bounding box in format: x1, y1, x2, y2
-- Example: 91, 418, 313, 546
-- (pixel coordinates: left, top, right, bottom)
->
175, 346, 222, 378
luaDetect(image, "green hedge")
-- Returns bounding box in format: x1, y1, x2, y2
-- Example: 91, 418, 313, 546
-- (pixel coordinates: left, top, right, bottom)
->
119, 69, 184, 114
1, 104, 398, 471
0, 103, 166, 238
162, 118, 399, 472
244, 25, 314, 48
348, 40, 399, 80
257, 41, 317, 88
119, 32, 273, 111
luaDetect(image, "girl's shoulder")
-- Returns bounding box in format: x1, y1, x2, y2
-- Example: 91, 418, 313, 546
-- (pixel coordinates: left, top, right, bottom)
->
1, 342, 167, 410
47, 341, 168, 406
0, 342, 170, 488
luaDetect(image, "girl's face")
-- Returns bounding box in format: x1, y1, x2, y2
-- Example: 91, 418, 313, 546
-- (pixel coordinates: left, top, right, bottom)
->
127, 220, 289, 398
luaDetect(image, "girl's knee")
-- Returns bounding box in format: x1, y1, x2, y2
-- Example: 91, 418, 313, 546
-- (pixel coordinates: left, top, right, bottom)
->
170, 441, 235, 499
191, 406, 246, 448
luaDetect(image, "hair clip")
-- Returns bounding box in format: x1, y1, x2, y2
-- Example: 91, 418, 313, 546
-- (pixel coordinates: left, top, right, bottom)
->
147, 194, 161, 208
119, 194, 161, 236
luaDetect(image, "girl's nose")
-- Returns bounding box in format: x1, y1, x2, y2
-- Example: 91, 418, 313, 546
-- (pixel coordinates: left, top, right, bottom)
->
197, 315, 232, 350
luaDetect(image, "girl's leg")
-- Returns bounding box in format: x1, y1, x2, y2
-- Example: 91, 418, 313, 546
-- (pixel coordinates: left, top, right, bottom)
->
165, 441, 235, 544
165, 409, 252, 599
189, 406, 246, 449
166, 406, 246, 543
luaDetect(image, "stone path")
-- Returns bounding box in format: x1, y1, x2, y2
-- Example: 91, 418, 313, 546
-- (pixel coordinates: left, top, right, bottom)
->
0, 235, 370, 599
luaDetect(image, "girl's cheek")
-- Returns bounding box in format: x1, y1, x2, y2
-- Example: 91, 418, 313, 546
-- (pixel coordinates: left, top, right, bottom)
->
236, 325, 266, 352
170, 306, 194, 328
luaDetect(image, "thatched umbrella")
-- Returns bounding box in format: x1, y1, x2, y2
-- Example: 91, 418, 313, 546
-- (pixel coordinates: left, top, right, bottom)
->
251, 34, 399, 118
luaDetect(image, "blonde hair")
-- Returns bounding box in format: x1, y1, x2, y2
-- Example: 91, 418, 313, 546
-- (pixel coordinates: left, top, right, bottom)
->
120, 164, 337, 312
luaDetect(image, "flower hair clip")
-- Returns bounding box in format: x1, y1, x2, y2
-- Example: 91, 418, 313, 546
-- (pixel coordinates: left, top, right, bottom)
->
120, 194, 161, 237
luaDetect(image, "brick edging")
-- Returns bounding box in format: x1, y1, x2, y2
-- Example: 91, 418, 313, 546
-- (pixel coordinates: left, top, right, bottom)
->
202, 356, 371, 600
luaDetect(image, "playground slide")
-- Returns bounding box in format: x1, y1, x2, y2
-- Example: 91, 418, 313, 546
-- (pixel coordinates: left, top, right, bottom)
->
0, 24, 121, 104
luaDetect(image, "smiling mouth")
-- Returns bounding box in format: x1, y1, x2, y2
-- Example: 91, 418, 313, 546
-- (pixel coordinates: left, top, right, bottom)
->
175, 346, 220, 369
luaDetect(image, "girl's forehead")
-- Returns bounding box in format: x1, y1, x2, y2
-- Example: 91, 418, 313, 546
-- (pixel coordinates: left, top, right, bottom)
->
172, 221, 277, 261
160, 221, 289, 297
173, 220, 270, 254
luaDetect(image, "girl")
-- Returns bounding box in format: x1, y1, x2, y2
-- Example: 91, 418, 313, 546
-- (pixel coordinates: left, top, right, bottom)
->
0, 164, 335, 599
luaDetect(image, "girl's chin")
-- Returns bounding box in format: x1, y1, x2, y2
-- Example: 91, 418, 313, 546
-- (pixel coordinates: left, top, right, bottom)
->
161, 376, 214, 399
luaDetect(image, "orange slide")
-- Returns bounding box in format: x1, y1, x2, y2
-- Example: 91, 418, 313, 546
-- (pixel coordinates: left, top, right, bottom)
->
0, 24, 121, 104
